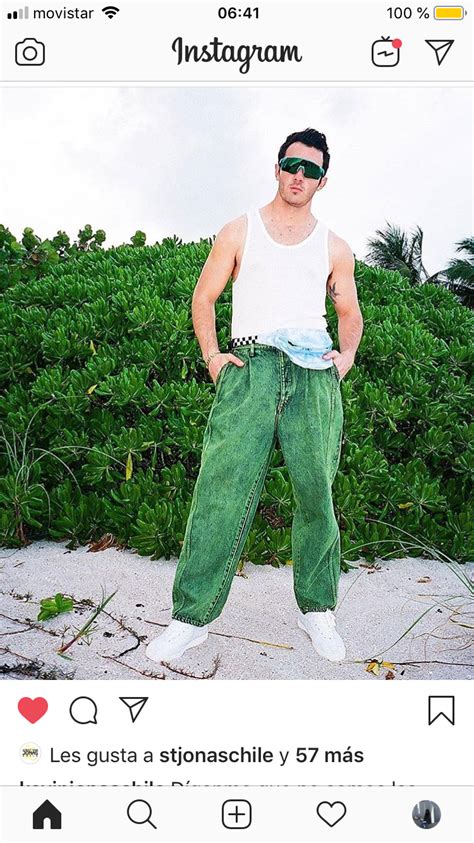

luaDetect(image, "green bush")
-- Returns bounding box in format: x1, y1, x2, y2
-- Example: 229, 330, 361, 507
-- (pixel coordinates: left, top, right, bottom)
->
0, 225, 472, 564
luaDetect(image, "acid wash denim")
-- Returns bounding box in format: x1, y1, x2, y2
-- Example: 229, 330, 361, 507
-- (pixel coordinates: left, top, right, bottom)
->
172, 343, 344, 627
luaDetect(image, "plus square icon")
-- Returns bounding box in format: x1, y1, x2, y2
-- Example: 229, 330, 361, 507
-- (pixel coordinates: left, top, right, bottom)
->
222, 799, 252, 829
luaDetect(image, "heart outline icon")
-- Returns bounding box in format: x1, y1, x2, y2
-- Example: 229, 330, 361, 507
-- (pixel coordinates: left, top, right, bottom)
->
316, 800, 347, 827
18, 697, 48, 723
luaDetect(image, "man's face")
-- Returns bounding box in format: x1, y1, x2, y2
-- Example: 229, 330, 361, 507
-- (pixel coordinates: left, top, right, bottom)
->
275, 141, 328, 207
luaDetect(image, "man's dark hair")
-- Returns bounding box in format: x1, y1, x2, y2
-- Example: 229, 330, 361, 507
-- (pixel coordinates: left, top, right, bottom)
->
278, 127, 330, 174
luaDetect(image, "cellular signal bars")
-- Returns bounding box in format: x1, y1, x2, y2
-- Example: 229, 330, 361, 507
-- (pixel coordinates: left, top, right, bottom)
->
7, 6, 29, 18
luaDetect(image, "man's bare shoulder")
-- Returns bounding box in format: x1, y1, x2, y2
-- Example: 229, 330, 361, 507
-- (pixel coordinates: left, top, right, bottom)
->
327, 229, 355, 274
328, 229, 354, 261
216, 214, 247, 248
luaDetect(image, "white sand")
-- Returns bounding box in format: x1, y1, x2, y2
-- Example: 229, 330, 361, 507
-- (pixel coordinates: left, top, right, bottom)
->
0, 542, 472, 681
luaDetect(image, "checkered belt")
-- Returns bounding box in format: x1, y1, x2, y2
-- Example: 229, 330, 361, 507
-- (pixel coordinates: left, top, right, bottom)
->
227, 335, 259, 350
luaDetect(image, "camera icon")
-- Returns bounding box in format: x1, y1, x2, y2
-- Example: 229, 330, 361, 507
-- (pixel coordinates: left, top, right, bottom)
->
15, 38, 45, 66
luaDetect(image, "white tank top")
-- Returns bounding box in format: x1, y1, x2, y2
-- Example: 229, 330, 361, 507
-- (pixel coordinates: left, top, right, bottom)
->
231, 207, 330, 337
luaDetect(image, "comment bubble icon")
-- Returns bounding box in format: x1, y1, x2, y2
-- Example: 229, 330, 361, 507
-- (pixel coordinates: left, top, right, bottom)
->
69, 696, 98, 725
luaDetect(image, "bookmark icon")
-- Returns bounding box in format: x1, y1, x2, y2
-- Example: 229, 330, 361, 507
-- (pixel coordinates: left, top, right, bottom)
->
428, 695, 455, 725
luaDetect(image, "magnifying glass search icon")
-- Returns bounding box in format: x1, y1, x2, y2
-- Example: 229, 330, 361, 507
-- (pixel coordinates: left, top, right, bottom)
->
127, 799, 157, 830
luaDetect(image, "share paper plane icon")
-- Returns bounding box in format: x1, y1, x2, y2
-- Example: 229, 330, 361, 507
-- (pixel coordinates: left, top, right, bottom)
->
119, 697, 148, 723
425, 39, 455, 66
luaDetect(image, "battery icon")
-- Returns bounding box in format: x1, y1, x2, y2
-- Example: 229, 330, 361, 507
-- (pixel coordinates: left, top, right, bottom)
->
434, 6, 465, 18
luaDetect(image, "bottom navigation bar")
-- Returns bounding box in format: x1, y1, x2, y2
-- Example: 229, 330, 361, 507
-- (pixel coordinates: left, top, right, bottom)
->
1, 785, 472, 841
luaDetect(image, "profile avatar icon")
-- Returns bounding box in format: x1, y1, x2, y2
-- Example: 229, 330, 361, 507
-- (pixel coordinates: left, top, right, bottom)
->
412, 800, 441, 829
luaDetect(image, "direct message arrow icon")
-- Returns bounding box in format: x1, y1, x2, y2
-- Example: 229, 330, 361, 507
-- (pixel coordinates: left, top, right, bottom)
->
119, 697, 148, 723
425, 40, 455, 66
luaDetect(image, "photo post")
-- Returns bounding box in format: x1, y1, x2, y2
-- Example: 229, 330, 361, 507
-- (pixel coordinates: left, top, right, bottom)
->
0, 2, 472, 840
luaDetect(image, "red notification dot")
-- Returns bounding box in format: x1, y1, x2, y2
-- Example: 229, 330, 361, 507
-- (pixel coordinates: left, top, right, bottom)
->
392, 39, 402, 49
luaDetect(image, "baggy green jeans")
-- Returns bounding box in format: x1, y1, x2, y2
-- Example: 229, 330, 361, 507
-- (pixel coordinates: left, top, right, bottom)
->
172, 343, 344, 627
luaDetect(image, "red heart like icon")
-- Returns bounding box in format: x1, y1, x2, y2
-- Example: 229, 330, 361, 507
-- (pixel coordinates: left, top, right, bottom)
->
18, 697, 48, 723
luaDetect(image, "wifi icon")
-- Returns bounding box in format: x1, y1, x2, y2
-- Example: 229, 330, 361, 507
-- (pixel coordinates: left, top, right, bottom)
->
102, 5, 119, 18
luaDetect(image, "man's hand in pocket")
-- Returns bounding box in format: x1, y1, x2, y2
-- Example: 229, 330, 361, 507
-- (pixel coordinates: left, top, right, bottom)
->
209, 352, 246, 385
322, 349, 354, 381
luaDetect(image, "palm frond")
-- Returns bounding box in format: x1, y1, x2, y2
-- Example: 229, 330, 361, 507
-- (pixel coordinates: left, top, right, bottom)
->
365, 222, 427, 284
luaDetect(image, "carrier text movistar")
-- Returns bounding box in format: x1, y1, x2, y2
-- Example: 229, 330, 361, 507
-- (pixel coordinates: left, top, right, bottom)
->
171, 36, 303, 75
30, 7, 94, 18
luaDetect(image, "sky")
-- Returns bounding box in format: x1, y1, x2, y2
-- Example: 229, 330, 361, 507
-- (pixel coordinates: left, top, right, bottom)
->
0, 86, 472, 273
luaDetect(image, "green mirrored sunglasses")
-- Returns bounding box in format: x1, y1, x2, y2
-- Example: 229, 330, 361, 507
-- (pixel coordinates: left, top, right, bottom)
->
279, 156, 326, 180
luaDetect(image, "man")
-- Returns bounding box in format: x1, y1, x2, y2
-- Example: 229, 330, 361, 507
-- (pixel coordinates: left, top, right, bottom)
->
146, 127, 363, 665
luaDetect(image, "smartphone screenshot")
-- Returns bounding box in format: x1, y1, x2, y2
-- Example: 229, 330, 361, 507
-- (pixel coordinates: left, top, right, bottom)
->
0, 1, 473, 840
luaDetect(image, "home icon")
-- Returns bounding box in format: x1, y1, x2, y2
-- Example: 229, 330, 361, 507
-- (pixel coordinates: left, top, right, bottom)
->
32, 799, 62, 830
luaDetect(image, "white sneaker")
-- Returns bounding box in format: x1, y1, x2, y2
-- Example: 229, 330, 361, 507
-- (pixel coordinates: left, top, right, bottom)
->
145, 620, 209, 662
297, 610, 346, 661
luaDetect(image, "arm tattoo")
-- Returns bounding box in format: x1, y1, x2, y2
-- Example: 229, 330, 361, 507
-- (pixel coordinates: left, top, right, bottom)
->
328, 280, 339, 303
